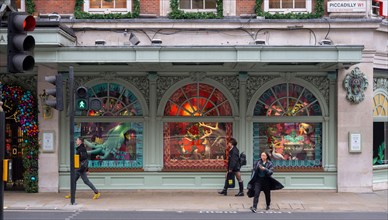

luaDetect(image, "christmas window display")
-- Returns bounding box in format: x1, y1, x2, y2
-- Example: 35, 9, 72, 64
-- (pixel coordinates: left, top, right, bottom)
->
253, 122, 322, 170
163, 83, 233, 171
75, 122, 143, 170
253, 83, 323, 170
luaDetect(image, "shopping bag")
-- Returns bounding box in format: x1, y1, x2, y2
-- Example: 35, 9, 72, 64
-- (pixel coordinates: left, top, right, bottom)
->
227, 172, 235, 188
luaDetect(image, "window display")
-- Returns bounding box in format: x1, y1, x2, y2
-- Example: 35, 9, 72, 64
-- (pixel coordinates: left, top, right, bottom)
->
163, 82, 233, 170
75, 122, 143, 170
253, 122, 322, 169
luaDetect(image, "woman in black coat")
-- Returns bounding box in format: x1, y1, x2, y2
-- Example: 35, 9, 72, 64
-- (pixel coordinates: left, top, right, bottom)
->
248, 151, 283, 212
218, 138, 244, 196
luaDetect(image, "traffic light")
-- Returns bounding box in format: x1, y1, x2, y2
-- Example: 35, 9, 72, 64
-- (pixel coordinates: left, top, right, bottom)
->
7, 12, 36, 73
44, 74, 64, 111
76, 86, 88, 111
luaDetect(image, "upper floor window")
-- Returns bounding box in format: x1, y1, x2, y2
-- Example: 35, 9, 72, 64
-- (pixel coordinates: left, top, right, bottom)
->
265, 0, 312, 13
15, 0, 25, 12
84, 0, 132, 13
179, 0, 217, 10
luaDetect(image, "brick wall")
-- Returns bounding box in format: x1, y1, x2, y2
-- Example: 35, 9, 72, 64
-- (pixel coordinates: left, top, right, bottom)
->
140, 0, 160, 15
34, 0, 76, 14
237, 0, 256, 16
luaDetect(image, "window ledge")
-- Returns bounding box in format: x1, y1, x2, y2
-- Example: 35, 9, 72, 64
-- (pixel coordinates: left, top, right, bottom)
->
373, 164, 388, 170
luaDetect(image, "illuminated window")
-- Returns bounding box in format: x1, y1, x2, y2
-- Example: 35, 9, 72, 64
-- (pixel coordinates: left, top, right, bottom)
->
254, 83, 322, 117
179, 0, 217, 10
84, 0, 131, 13
75, 82, 143, 117
163, 83, 233, 171
265, 0, 312, 13
253, 83, 323, 171
373, 93, 388, 117
75, 122, 144, 170
373, 92, 388, 165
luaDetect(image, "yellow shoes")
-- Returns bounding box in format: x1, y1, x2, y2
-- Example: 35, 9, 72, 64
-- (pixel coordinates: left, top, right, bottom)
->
92, 192, 101, 200
65, 194, 70, 199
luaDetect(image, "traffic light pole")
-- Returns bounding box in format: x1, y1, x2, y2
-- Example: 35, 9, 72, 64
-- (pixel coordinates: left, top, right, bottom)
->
0, 101, 5, 220
68, 66, 76, 205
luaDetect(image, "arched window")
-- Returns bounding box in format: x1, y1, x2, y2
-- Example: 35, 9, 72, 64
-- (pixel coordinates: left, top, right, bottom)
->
252, 83, 323, 171
163, 83, 233, 171
76, 82, 143, 117
75, 82, 144, 170
373, 91, 388, 165
254, 83, 322, 117
373, 93, 388, 117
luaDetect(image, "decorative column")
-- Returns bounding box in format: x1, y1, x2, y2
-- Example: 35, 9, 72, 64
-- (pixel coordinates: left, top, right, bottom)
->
37, 65, 60, 192
144, 72, 161, 171
337, 65, 373, 192
239, 72, 248, 170
326, 71, 337, 171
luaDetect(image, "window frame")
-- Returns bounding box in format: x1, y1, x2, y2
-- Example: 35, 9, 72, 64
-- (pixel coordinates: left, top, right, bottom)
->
264, 0, 312, 13
178, 0, 217, 13
83, 0, 132, 13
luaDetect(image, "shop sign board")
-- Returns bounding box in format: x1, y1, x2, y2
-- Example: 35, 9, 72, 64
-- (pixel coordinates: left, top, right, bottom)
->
327, 1, 367, 12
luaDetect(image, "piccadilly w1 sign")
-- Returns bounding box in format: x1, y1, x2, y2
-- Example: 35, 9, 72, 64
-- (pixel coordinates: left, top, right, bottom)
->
327, 1, 366, 12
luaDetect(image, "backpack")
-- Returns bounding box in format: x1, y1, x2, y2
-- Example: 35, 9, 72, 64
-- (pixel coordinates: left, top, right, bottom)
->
239, 152, 247, 166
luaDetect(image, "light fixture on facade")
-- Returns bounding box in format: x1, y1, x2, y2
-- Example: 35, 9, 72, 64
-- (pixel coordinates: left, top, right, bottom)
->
151, 39, 162, 45
319, 39, 333, 45
95, 40, 106, 46
255, 39, 266, 45
129, 33, 140, 45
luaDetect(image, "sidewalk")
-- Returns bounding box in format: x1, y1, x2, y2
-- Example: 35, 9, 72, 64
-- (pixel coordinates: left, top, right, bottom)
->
4, 189, 388, 212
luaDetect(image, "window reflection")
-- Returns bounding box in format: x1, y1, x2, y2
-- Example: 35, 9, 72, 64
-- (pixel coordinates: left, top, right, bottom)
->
253, 122, 322, 168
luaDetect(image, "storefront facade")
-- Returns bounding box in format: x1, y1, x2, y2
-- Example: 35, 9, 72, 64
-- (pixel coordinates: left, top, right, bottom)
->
0, 0, 387, 193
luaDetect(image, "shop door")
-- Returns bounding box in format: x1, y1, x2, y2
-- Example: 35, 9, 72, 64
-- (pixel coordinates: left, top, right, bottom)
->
4, 120, 25, 191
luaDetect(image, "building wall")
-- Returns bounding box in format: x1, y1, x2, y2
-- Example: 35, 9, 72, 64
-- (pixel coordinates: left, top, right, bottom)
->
34, 0, 76, 14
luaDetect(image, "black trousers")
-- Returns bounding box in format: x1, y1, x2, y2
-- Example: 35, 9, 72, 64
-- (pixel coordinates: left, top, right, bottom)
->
252, 177, 271, 208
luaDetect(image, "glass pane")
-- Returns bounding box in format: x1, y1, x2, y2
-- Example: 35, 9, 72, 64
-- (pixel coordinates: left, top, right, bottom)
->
192, 0, 204, 9
269, 0, 281, 8
102, 0, 114, 8
15, 0, 21, 8
205, 0, 217, 9
163, 122, 233, 170
253, 122, 322, 168
165, 83, 231, 116
295, 0, 306, 8
75, 122, 144, 169
116, 0, 126, 8
179, 0, 191, 9
90, 0, 101, 8
282, 0, 293, 8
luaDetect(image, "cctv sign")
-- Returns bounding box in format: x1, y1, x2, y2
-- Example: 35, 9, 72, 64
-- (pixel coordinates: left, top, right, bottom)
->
328, 1, 366, 12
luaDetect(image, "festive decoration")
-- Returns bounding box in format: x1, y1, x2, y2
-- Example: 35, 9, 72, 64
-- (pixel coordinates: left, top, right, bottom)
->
2, 85, 39, 193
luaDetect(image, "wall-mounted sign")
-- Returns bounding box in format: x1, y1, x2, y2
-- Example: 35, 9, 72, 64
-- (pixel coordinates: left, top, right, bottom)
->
349, 132, 362, 153
328, 1, 367, 12
42, 131, 55, 153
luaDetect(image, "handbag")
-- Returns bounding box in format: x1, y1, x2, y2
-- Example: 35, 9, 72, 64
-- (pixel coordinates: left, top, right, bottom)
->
227, 172, 235, 188
247, 183, 255, 198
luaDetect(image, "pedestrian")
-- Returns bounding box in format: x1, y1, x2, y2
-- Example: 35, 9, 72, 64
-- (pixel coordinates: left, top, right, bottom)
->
66, 137, 101, 200
248, 151, 283, 213
218, 137, 244, 196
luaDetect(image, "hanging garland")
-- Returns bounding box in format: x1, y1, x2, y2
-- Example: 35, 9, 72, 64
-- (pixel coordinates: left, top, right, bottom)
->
2, 85, 39, 193
26, 0, 36, 15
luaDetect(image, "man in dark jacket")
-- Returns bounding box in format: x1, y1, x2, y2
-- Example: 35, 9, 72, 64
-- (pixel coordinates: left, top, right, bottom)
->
65, 137, 100, 199
218, 138, 244, 196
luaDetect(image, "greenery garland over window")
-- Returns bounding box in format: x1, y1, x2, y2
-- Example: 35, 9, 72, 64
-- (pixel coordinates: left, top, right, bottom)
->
168, 0, 223, 19
74, 0, 140, 19
26, 0, 35, 15
255, 0, 324, 19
